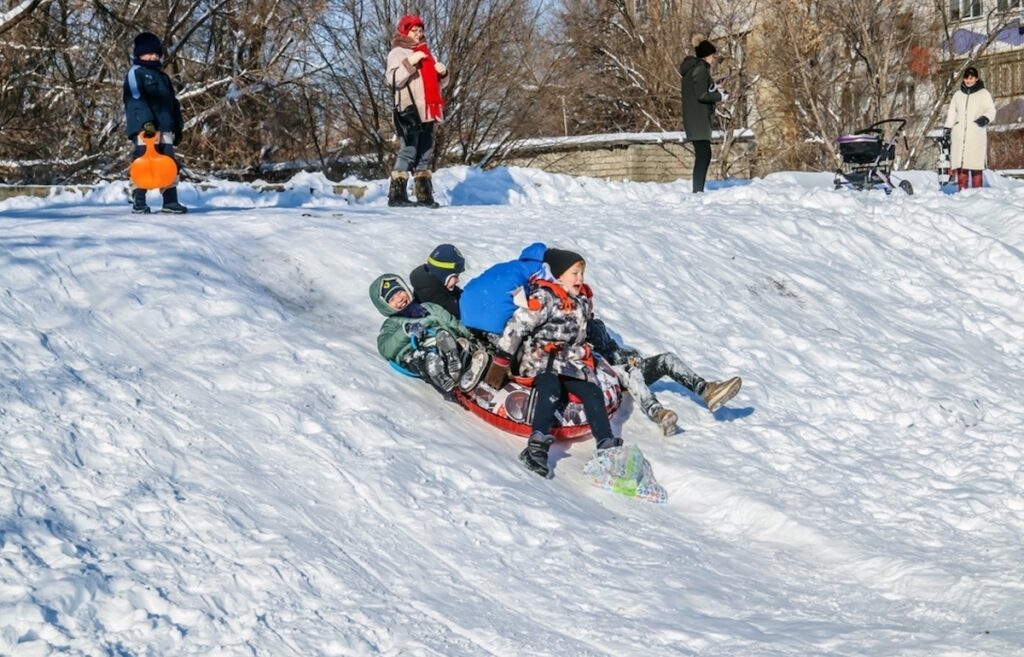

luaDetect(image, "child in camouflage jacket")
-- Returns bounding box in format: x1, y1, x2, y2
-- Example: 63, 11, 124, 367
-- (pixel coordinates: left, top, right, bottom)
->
483, 249, 622, 478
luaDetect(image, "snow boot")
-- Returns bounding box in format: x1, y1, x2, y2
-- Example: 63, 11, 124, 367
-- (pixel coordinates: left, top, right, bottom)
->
701, 376, 742, 412
424, 351, 457, 394
387, 171, 413, 207
519, 431, 554, 478
595, 435, 624, 451
131, 188, 151, 214
413, 170, 439, 208
459, 346, 490, 392
434, 329, 463, 381
647, 404, 678, 436
455, 337, 473, 369
160, 187, 188, 214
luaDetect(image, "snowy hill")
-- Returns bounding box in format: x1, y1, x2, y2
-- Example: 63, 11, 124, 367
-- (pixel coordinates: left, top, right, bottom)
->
2, 167, 1023, 656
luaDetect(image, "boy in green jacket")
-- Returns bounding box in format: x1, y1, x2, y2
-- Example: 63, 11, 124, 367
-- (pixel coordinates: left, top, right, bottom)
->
370, 273, 472, 398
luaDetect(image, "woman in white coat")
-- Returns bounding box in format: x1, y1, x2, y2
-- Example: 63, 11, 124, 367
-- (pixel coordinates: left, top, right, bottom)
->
944, 66, 996, 191
385, 15, 450, 207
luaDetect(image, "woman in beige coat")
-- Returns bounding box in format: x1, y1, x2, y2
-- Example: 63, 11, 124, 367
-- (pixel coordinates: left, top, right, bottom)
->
386, 15, 450, 207
944, 66, 996, 191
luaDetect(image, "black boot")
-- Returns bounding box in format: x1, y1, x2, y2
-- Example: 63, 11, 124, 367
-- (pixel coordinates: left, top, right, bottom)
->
131, 188, 150, 214
161, 187, 188, 214
405, 350, 458, 403
388, 172, 413, 207
519, 431, 554, 478
595, 435, 623, 451
413, 171, 439, 208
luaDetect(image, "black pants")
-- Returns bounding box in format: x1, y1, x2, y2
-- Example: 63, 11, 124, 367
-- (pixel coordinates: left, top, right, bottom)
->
530, 372, 614, 445
692, 140, 712, 193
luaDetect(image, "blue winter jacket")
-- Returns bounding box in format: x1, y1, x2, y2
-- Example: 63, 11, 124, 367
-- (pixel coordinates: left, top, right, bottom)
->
459, 242, 548, 334
123, 63, 184, 143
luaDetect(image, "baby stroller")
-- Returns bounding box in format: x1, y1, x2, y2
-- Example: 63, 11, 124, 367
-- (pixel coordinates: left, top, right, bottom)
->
834, 119, 913, 195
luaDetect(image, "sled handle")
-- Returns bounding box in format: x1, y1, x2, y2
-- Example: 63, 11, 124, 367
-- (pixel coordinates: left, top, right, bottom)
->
138, 132, 159, 152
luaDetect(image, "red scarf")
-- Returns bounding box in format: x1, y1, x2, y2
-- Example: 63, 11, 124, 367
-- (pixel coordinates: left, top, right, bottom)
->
412, 42, 445, 122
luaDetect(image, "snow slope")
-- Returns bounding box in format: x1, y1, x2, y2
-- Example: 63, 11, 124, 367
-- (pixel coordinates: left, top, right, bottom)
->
1, 167, 1023, 656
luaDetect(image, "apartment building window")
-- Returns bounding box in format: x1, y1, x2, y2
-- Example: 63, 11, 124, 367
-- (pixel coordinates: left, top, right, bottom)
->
997, 0, 1021, 11
951, 0, 982, 20
634, 0, 648, 22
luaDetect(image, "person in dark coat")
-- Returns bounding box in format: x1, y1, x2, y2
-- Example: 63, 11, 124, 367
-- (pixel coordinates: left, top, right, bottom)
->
679, 38, 728, 193
123, 32, 187, 214
409, 243, 466, 318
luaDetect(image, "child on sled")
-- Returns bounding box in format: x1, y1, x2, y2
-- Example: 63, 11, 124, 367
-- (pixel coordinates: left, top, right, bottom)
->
369, 273, 472, 399
482, 249, 623, 477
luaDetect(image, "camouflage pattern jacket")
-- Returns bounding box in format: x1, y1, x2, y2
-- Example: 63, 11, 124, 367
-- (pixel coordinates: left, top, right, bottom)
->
496, 280, 596, 382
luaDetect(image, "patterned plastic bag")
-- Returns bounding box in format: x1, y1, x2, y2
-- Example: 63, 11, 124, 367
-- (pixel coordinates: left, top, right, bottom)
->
583, 445, 667, 504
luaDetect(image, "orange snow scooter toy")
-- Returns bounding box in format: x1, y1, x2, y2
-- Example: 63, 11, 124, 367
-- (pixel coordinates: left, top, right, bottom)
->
129, 133, 178, 190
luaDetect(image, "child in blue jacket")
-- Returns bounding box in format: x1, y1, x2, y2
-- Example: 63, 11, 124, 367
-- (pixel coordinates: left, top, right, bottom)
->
459, 242, 547, 335
123, 32, 187, 214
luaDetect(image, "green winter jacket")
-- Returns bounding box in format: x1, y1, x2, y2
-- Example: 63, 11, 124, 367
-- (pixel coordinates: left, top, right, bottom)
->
370, 273, 471, 364
679, 55, 723, 142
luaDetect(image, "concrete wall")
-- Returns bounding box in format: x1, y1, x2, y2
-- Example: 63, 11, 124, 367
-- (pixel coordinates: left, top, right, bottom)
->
497, 139, 757, 183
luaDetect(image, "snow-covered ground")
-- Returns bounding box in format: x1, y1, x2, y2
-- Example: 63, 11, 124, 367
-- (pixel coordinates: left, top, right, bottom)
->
2, 166, 1023, 656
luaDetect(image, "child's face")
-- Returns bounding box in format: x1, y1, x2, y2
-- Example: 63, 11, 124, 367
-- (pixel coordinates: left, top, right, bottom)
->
387, 289, 411, 310
140, 53, 161, 62
556, 262, 585, 295
445, 274, 459, 291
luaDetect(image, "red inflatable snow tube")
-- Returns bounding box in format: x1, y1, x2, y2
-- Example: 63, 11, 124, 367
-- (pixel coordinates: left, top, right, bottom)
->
454, 357, 622, 440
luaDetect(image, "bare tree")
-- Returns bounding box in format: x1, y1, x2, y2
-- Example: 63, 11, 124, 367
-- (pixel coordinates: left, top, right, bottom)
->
753, 0, 1016, 171
557, 0, 691, 133
902, 0, 1018, 165
0, 0, 559, 182
0, 1, 341, 181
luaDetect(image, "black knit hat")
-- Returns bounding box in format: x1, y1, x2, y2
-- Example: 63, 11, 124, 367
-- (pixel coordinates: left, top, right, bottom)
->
133, 32, 164, 58
425, 244, 466, 283
544, 248, 585, 279
695, 39, 717, 58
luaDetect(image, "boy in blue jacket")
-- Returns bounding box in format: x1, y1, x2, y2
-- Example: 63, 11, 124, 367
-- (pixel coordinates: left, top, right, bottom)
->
123, 32, 187, 214
459, 242, 547, 335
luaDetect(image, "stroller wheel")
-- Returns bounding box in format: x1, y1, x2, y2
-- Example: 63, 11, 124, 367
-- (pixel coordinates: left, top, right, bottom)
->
899, 180, 914, 195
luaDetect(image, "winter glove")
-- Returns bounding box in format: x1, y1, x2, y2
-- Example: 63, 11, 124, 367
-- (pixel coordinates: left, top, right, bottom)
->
434, 62, 447, 75
405, 322, 428, 340
974, 116, 990, 127
942, 127, 952, 139
408, 51, 428, 66
482, 353, 511, 389
717, 87, 730, 102
173, 130, 183, 146
142, 122, 157, 138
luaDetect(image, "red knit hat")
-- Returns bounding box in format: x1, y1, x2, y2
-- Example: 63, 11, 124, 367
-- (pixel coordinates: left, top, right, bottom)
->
397, 15, 424, 35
